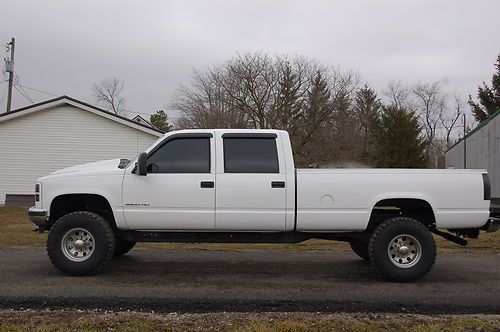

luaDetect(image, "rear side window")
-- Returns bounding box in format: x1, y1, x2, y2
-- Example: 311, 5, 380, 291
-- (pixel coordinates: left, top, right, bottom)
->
148, 138, 210, 173
223, 138, 279, 173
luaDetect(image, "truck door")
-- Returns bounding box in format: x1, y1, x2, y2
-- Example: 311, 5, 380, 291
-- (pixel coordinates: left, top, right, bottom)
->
215, 133, 287, 231
122, 133, 215, 230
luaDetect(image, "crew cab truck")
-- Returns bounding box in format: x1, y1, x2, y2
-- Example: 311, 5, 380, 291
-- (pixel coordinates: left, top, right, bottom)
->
28, 129, 499, 282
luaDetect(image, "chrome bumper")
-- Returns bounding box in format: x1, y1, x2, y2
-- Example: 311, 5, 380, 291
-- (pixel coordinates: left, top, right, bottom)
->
28, 207, 48, 227
484, 217, 500, 233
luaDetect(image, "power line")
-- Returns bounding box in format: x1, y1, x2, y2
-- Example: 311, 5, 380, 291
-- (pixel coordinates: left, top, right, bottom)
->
12, 76, 35, 104
15, 83, 58, 97
0, 80, 7, 105
0, 85, 7, 105
11, 82, 172, 119
13, 85, 33, 103
18, 84, 34, 102
13, 83, 150, 115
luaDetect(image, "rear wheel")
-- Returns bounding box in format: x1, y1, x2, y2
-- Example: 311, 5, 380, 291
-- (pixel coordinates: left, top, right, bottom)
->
368, 217, 436, 282
114, 238, 136, 256
47, 211, 115, 276
349, 239, 370, 261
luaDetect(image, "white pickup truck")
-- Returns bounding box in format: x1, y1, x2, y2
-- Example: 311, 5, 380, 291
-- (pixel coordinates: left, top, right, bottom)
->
28, 129, 499, 281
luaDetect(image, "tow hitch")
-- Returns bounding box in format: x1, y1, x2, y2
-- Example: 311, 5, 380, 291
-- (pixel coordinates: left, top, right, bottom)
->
431, 216, 500, 247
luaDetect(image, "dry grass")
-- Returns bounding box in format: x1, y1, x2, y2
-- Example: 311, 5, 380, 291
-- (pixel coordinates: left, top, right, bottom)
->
1, 206, 499, 252
0, 310, 499, 332
0, 206, 47, 247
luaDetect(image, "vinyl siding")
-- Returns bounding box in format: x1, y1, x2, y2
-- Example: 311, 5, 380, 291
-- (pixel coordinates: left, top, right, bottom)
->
0, 105, 160, 204
445, 114, 500, 198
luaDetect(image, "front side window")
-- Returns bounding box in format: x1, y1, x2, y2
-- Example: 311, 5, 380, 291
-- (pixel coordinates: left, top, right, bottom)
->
148, 138, 210, 173
223, 137, 279, 173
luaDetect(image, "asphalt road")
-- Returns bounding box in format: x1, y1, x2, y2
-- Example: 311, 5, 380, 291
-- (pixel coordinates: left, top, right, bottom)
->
0, 246, 499, 314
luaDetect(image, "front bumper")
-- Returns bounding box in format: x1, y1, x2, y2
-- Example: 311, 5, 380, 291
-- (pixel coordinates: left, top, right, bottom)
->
28, 207, 48, 228
483, 217, 500, 233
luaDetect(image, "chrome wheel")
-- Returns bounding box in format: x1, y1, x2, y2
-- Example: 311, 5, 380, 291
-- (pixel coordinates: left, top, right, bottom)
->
61, 228, 95, 262
387, 234, 421, 268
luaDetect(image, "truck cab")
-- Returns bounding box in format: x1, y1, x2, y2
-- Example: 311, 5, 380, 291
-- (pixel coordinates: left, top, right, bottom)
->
121, 129, 295, 231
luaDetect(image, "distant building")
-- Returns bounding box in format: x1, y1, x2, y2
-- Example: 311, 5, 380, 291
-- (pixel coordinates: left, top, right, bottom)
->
445, 110, 500, 205
0, 96, 163, 205
132, 114, 158, 130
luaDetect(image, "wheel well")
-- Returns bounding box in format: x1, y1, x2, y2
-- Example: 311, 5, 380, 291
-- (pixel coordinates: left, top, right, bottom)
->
49, 194, 117, 229
368, 198, 436, 230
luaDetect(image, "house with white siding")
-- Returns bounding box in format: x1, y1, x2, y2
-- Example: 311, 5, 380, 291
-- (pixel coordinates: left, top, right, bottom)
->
0, 96, 163, 205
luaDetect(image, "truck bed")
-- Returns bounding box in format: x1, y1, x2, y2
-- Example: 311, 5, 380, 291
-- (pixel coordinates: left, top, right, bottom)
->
295, 168, 490, 231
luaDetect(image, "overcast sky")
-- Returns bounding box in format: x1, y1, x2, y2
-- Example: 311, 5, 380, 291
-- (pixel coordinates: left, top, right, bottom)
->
1, 0, 499, 121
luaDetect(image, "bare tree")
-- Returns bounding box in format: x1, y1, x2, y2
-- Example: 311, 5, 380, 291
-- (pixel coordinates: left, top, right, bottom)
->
413, 82, 443, 147
271, 56, 316, 133
440, 94, 463, 149
322, 69, 360, 163
173, 51, 475, 169
93, 77, 125, 115
174, 68, 250, 129
174, 52, 361, 166
216, 52, 279, 129
384, 80, 412, 109
411, 83, 467, 168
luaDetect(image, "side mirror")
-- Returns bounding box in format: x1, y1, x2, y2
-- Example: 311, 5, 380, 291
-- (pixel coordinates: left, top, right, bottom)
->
137, 152, 148, 176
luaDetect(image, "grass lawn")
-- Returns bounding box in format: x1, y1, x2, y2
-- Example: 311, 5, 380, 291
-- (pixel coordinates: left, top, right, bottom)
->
0, 310, 499, 331
1, 205, 499, 252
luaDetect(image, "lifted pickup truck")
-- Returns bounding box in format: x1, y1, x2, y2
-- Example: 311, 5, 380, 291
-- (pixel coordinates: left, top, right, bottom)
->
29, 129, 499, 281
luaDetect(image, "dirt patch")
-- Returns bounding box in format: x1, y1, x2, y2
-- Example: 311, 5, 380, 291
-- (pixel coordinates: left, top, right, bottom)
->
0, 310, 499, 332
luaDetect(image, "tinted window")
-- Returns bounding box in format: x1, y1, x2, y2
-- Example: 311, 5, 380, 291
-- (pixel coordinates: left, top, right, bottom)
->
148, 138, 210, 173
224, 138, 279, 173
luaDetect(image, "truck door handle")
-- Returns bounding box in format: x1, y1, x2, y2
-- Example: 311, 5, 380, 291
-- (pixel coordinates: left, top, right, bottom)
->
200, 181, 214, 188
271, 181, 285, 188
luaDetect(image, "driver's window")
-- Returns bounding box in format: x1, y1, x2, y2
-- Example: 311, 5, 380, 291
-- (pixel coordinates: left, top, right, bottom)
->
147, 138, 210, 173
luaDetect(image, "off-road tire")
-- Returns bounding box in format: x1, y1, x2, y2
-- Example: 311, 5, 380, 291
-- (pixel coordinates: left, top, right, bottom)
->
368, 217, 436, 282
114, 238, 136, 256
349, 239, 370, 261
47, 211, 115, 276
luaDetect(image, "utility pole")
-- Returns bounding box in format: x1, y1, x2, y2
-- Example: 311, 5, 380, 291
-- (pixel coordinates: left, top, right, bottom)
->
463, 113, 467, 169
5, 38, 15, 113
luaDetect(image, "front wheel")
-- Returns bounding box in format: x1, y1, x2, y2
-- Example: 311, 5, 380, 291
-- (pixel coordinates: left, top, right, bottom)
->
47, 211, 115, 276
368, 217, 436, 282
